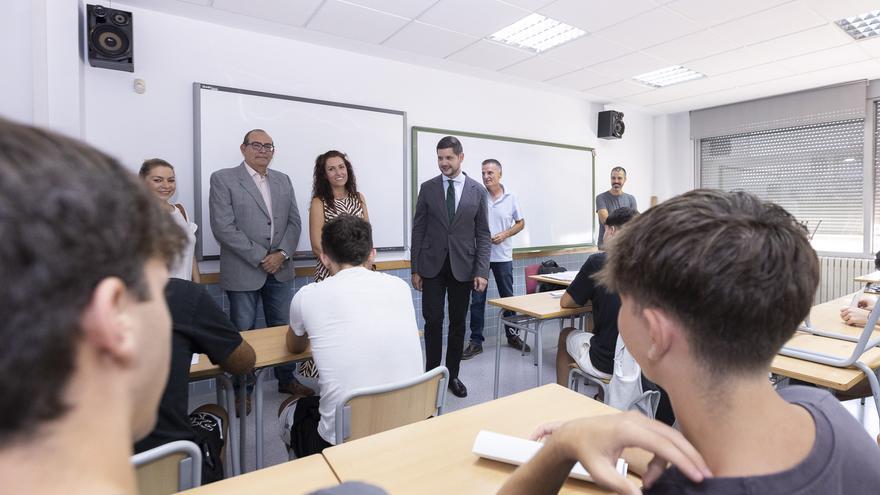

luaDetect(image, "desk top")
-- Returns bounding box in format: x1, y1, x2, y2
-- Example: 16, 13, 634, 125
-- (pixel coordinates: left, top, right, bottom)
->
322, 384, 648, 495
189, 325, 311, 380
855, 271, 880, 283
488, 292, 590, 319
529, 274, 573, 287
177, 454, 338, 494
771, 295, 880, 390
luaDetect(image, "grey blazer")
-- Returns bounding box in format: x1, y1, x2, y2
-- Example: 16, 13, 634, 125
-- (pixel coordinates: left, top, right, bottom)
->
411, 174, 491, 282
209, 163, 301, 291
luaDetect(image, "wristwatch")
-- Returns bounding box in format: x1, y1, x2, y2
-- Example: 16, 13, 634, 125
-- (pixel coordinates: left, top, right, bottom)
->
278, 250, 290, 261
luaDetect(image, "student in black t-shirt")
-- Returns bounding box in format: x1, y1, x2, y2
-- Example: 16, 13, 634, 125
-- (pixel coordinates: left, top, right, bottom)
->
555, 207, 636, 394
501, 190, 880, 495
135, 278, 256, 484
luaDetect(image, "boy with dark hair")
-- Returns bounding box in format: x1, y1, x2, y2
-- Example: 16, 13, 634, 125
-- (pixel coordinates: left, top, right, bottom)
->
279, 215, 423, 457
501, 189, 880, 494
0, 118, 187, 493
136, 278, 256, 484
556, 207, 637, 388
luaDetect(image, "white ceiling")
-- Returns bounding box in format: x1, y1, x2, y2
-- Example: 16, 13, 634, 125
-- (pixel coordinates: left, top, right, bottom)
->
123, 0, 880, 114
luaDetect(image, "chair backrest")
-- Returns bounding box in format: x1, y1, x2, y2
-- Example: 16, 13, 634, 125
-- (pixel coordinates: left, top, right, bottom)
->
335, 366, 449, 444
525, 264, 541, 294
132, 440, 202, 495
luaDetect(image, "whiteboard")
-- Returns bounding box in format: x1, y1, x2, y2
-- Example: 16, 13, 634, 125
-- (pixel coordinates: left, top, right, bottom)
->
413, 127, 594, 250
194, 83, 407, 259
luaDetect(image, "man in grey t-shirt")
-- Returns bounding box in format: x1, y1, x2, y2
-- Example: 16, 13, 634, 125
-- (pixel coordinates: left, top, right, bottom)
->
596, 166, 636, 248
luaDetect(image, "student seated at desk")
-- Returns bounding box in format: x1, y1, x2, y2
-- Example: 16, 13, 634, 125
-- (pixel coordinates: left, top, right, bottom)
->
556, 207, 636, 391
0, 118, 188, 493
279, 215, 423, 457
501, 189, 880, 495
135, 278, 256, 484
839, 293, 879, 327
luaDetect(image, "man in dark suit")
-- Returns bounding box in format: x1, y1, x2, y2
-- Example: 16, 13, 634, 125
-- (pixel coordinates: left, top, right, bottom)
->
411, 136, 491, 398
209, 129, 312, 405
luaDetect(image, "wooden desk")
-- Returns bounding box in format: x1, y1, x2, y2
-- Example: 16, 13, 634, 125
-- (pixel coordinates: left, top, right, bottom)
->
189, 325, 312, 473
489, 292, 591, 398
322, 384, 647, 495
855, 271, 880, 284
529, 273, 573, 287
178, 454, 338, 494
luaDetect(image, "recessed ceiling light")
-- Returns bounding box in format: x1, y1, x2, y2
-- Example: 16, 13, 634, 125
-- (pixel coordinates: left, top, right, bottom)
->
632, 65, 705, 88
836, 10, 880, 40
488, 14, 586, 53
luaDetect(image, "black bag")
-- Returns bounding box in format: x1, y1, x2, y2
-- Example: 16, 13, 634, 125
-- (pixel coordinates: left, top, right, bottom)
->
537, 260, 566, 293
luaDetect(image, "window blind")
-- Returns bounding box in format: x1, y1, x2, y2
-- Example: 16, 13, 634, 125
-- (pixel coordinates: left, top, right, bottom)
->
700, 118, 865, 253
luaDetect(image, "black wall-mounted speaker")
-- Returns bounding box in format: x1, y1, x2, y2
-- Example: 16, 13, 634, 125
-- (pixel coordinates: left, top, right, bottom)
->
86, 4, 134, 72
598, 110, 625, 140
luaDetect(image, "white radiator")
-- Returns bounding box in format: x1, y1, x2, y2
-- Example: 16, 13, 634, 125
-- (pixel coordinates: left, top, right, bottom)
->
816, 256, 874, 304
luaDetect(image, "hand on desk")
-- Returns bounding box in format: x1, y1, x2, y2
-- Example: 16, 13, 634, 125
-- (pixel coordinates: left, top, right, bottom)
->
504, 412, 711, 495
840, 306, 870, 327
857, 296, 877, 311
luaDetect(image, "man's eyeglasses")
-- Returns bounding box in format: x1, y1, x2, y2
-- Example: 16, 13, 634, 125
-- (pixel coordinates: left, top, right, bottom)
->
246, 141, 275, 153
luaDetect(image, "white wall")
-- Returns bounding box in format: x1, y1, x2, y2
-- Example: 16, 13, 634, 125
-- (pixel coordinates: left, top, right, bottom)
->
1, 0, 35, 125
653, 112, 695, 203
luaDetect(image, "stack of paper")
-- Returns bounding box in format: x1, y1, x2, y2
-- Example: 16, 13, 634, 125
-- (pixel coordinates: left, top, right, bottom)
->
545, 270, 579, 282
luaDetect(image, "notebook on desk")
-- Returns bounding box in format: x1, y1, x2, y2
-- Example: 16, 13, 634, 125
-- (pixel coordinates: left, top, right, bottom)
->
472, 430, 628, 483
543, 270, 579, 282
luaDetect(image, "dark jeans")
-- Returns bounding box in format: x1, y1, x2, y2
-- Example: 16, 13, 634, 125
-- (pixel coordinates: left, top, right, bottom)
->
468, 261, 516, 344
422, 257, 472, 380
226, 274, 297, 387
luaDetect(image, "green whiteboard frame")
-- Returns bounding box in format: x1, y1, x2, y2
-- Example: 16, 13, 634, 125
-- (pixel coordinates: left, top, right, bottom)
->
411, 126, 597, 254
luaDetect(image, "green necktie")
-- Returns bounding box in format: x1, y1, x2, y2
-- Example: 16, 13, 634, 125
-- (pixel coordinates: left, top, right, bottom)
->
446, 179, 456, 223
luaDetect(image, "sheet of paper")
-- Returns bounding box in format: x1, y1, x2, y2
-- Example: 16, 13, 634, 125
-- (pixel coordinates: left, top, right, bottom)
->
545, 270, 579, 281
191, 353, 200, 365
471, 430, 627, 483
549, 290, 565, 298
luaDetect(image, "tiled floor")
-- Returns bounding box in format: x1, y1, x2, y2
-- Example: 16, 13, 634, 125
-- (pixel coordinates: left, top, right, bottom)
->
189, 328, 880, 474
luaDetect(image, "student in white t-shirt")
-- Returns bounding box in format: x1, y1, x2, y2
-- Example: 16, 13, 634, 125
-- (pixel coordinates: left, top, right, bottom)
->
278, 214, 424, 457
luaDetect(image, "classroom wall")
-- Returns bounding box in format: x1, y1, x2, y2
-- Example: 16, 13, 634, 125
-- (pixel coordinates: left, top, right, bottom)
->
1, 0, 34, 125
653, 112, 695, 202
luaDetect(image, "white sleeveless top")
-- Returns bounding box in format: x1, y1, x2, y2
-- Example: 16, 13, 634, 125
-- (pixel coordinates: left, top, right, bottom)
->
168, 204, 198, 280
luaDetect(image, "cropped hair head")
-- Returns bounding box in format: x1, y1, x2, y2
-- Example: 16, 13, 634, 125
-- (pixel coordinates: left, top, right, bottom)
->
0, 118, 187, 443
242, 128, 267, 145
312, 150, 359, 212
321, 214, 373, 266
139, 158, 174, 179
596, 189, 818, 378
611, 166, 627, 176
605, 207, 637, 227
437, 136, 463, 155
482, 159, 502, 170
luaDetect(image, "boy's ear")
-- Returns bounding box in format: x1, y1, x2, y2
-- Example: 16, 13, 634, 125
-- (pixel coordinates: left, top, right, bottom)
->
642, 307, 676, 363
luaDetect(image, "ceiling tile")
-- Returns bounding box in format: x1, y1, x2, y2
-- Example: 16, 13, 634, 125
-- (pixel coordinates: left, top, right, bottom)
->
665, 0, 789, 27
213, 0, 323, 26
543, 34, 635, 67
500, 55, 579, 81
538, 0, 659, 32
777, 43, 870, 73
854, 36, 880, 58
418, 0, 529, 38
642, 28, 739, 64
688, 43, 784, 76
342, 0, 439, 19
446, 40, 533, 70
596, 7, 702, 50
545, 67, 619, 90
710, 3, 826, 47
502, 0, 556, 10
587, 51, 670, 79
800, 0, 880, 21
307, 0, 410, 43
586, 80, 653, 98
383, 21, 478, 58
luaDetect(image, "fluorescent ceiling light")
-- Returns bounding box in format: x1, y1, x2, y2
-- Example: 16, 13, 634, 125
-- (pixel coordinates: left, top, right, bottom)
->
632, 65, 705, 88
488, 14, 585, 53
836, 10, 880, 40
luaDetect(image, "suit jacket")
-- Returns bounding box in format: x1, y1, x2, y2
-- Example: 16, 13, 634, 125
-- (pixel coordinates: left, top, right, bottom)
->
411, 174, 491, 282
209, 162, 301, 291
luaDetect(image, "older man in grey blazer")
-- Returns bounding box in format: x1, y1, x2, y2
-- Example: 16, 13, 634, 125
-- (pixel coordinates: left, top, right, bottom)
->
411, 136, 491, 398
209, 129, 311, 403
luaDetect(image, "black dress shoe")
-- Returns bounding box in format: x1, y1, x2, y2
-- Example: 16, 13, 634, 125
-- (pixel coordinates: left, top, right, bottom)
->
461, 342, 483, 360
448, 378, 468, 398
507, 335, 531, 353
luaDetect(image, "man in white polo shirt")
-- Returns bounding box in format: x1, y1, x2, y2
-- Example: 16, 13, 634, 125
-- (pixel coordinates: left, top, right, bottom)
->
463, 159, 527, 360
278, 214, 424, 456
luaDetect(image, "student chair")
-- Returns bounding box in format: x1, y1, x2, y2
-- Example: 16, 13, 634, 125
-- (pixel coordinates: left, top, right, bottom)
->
334, 366, 449, 444
132, 440, 202, 495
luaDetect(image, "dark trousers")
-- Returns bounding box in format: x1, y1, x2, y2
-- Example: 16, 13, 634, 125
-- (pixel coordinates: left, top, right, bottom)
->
422, 257, 472, 380
468, 261, 516, 344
